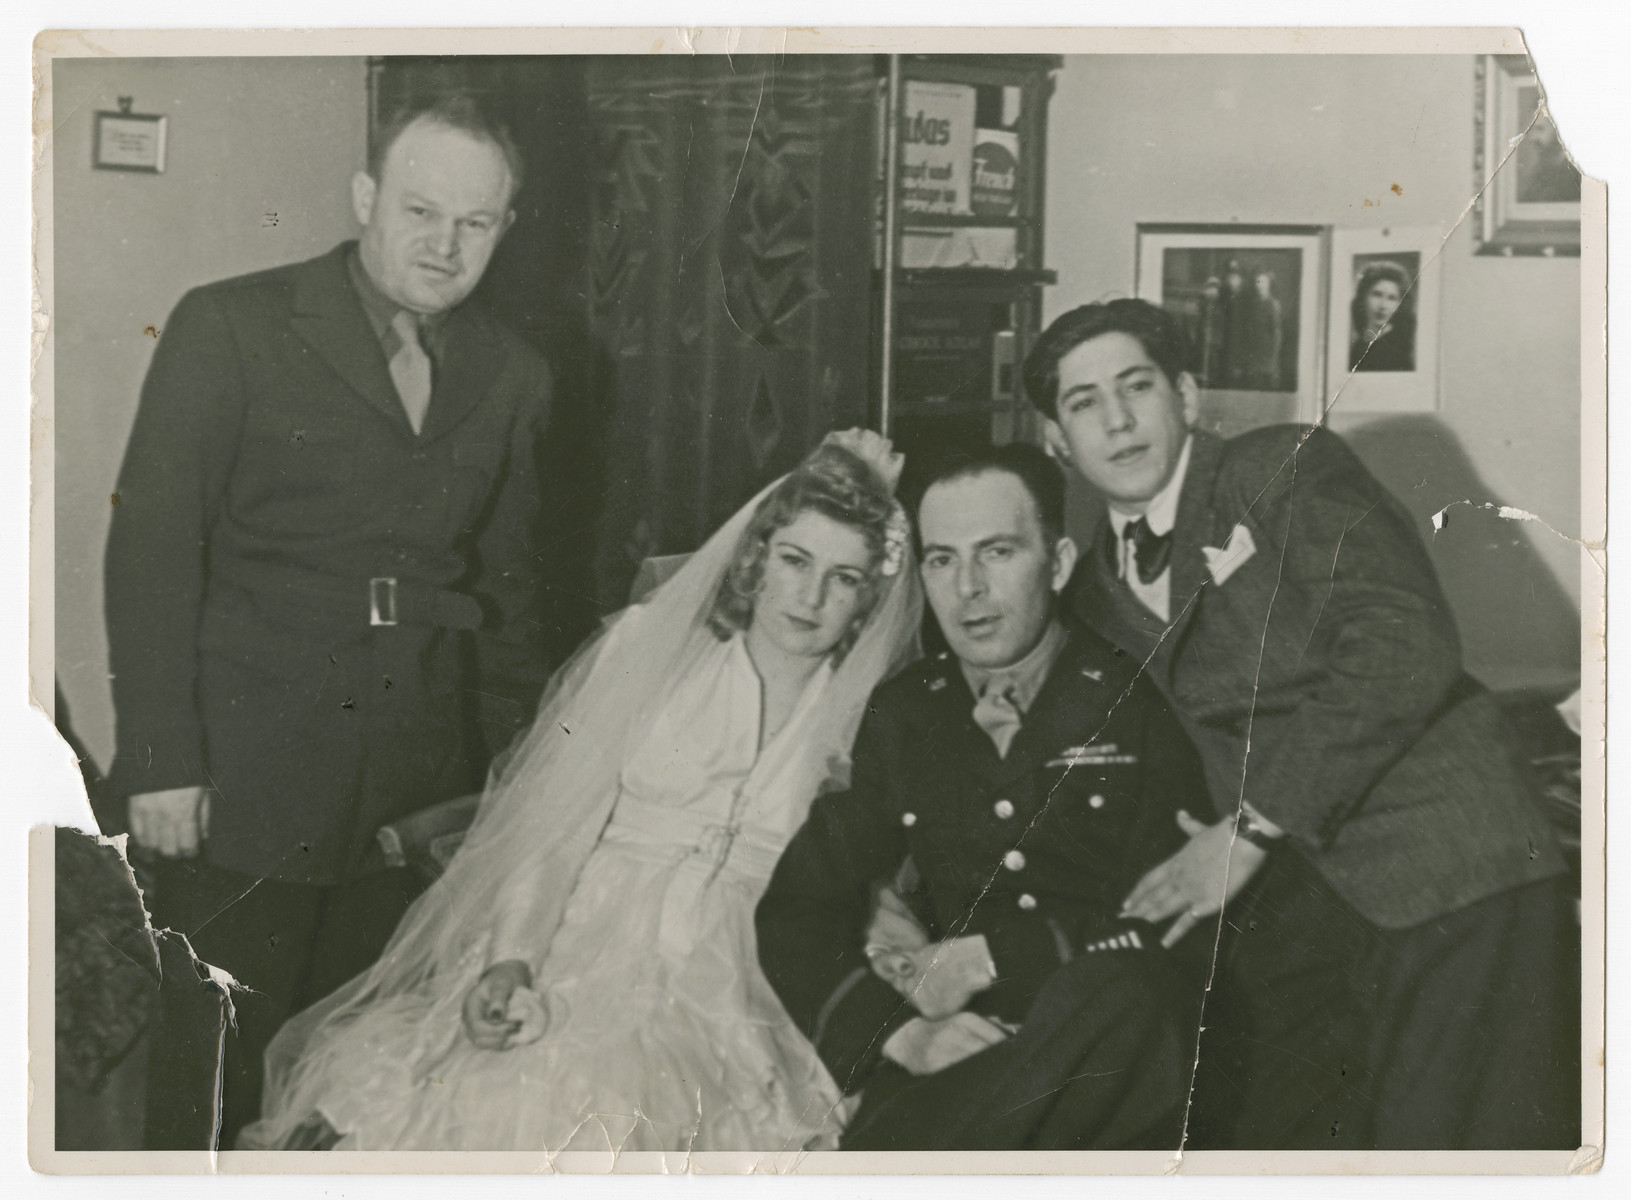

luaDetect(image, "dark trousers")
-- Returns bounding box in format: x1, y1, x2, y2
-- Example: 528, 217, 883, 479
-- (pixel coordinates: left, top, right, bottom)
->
1189, 849, 1578, 1150
1187, 848, 1372, 1149
141, 858, 421, 1150
840, 952, 1193, 1150
1357, 875, 1579, 1149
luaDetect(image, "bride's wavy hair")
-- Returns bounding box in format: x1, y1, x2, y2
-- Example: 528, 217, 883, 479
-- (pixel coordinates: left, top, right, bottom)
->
707, 444, 897, 663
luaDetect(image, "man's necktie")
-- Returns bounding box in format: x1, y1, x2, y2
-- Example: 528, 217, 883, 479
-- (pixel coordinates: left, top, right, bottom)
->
972, 683, 1023, 759
388, 310, 433, 434
1122, 516, 1172, 586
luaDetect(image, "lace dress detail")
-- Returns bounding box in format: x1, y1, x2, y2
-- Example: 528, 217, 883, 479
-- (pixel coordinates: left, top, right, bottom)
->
290, 635, 847, 1152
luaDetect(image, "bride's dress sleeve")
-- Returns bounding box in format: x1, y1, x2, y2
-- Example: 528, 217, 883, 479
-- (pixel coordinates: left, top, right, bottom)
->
474, 608, 644, 971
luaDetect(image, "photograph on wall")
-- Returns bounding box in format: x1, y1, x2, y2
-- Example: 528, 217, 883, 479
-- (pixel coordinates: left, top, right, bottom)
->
25, 29, 1603, 1180
1514, 90, 1580, 205
1134, 224, 1326, 431
1325, 227, 1445, 415
1158, 246, 1302, 391
1475, 54, 1582, 256
1345, 251, 1419, 372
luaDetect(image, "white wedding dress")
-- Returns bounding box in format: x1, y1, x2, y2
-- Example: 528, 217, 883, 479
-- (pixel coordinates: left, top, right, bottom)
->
295, 634, 847, 1151
245, 461, 919, 1155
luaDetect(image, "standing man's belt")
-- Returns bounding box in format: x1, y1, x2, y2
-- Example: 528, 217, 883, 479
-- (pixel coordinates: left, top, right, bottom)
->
366, 575, 484, 630
213, 558, 487, 632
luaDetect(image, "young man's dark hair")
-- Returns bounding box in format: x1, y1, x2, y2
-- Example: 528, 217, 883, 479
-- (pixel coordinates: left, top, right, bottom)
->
368, 92, 526, 199
915, 441, 1067, 546
1021, 299, 1194, 419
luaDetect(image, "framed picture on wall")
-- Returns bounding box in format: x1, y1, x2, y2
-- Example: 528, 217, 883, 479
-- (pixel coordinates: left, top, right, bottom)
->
1324, 226, 1444, 414
1474, 55, 1580, 257
1134, 223, 1326, 435
92, 104, 168, 173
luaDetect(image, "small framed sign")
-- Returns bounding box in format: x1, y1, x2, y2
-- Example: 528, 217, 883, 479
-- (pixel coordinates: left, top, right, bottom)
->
93, 99, 167, 173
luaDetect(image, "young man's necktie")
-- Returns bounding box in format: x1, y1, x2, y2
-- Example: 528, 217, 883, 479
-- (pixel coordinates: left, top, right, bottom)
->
1122, 516, 1172, 585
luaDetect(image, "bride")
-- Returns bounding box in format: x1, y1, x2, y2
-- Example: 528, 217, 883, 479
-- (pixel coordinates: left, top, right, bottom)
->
241, 431, 920, 1153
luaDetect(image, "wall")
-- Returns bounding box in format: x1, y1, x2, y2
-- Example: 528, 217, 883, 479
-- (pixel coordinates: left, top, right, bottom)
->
1044, 54, 1582, 691
49, 53, 1584, 777
52, 57, 368, 773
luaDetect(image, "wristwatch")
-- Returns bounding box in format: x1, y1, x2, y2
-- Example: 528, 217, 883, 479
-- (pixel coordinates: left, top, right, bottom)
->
1235, 808, 1283, 851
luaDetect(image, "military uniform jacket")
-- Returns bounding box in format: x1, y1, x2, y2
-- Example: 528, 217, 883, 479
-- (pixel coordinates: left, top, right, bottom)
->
104, 243, 553, 884
1069, 425, 1564, 930
756, 619, 1212, 1094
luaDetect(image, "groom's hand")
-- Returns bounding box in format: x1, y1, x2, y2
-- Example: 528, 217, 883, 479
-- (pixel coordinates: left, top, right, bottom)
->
882, 1012, 1010, 1076
896, 935, 997, 1021
461, 959, 533, 1050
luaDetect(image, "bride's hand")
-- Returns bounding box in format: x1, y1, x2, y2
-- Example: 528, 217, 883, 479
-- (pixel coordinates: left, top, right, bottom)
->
461, 959, 533, 1051
823, 427, 904, 494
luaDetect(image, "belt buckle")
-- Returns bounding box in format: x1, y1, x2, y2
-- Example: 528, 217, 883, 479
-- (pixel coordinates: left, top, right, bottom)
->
369, 577, 399, 627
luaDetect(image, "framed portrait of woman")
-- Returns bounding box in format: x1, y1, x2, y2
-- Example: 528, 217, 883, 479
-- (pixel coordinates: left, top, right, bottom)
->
1324, 226, 1444, 414
1135, 223, 1327, 437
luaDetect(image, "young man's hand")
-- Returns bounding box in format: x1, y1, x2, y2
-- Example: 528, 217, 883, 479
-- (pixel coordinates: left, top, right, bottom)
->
1121, 810, 1270, 947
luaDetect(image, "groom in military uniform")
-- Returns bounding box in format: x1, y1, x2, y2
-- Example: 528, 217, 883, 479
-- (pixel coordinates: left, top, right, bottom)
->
756, 444, 1213, 1150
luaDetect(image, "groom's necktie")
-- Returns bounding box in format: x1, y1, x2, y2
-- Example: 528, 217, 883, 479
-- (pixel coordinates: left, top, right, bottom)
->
1122, 516, 1172, 586
972, 683, 1024, 759
387, 309, 434, 434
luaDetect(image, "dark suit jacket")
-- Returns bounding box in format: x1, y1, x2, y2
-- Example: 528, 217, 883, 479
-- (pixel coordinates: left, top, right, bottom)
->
1068, 425, 1563, 929
756, 619, 1212, 1095
104, 242, 553, 884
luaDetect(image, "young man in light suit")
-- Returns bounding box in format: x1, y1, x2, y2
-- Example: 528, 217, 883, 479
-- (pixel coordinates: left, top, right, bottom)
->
1026, 298, 1577, 1149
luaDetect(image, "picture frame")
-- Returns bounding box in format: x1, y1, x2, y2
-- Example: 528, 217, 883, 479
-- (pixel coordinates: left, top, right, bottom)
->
1134, 223, 1327, 434
92, 105, 167, 173
1325, 226, 1445, 414
1473, 55, 1580, 257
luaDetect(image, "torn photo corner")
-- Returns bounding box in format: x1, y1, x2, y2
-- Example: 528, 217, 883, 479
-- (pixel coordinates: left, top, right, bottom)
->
27, 23, 1604, 1178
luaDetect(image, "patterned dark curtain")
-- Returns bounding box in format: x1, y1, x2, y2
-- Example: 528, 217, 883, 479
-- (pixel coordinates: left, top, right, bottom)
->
582, 56, 879, 605
373, 55, 879, 626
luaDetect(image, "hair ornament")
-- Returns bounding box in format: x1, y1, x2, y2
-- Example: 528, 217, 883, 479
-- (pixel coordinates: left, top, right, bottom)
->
880, 504, 910, 578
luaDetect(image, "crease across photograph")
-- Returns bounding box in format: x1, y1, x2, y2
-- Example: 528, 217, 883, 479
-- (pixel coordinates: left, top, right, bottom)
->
27, 26, 1605, 1177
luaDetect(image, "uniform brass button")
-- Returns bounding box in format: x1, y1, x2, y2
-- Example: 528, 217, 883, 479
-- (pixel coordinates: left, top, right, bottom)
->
901, 812, 917, 827
1003, 849, 1026, 871
1089, 794, 1106, 809
994, 799, 1015, 819
1017, 893, 1038, 911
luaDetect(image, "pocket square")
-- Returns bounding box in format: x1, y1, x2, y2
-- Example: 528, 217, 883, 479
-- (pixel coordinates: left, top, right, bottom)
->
1202, 523, 1256, 586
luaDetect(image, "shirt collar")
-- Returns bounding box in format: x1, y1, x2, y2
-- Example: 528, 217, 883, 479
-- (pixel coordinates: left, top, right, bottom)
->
347, 246, 451, 350
958, 618, 1069, 715
1106, 432, 1193, 540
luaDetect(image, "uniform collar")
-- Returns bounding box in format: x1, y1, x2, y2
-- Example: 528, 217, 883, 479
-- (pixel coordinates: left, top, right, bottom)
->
1105, 433, 1193, 540
957, 618, 1069, 716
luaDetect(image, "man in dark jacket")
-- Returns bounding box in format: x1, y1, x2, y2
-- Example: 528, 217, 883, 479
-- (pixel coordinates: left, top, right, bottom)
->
1027, 298, 1576, 1149
756, 444, 1215, 1150
104, 95, 552, 1147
